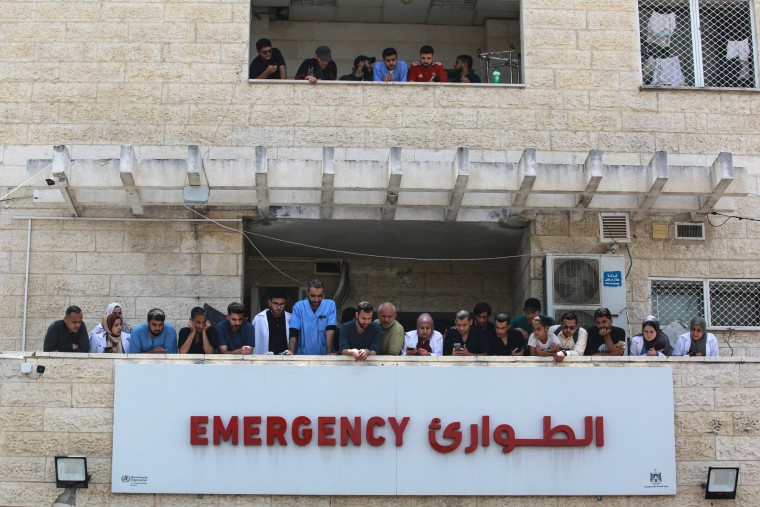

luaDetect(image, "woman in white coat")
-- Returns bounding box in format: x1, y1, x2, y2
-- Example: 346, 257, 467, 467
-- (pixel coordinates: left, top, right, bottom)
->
673, 316, 719, 357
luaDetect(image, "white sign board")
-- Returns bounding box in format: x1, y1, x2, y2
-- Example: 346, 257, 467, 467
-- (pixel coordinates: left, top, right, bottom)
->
112, 364, 676, 495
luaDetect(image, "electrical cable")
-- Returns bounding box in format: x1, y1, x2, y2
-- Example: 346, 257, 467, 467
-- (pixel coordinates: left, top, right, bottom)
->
723, 328, 734, 357
709, 211, 760, 223
0, 162, 53, 202
625, 244, 633, 278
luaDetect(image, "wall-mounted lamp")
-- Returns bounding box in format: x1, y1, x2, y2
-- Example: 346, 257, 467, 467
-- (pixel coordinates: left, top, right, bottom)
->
705, 466, 739, 500
55, 456, 89, 489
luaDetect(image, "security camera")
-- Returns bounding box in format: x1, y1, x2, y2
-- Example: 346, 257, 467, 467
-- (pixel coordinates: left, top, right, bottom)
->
36, 365, 45, 375
45, 178, 55, 186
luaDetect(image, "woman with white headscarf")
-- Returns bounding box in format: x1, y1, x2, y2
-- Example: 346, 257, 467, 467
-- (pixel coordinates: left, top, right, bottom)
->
673, 317, 719, 356
403, 313, 443, 356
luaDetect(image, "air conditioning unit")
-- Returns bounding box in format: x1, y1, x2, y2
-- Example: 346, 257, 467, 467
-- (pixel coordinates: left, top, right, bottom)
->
545, 254, 628, 335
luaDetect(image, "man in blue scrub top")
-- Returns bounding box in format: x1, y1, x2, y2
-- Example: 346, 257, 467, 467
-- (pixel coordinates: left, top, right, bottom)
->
288, 279, 338, 355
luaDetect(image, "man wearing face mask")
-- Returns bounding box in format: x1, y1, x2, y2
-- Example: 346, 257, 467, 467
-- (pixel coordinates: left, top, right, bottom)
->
340, 55, 375, 81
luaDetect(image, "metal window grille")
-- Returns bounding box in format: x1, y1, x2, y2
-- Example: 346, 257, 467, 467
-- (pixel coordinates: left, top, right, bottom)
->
651, 278, 760, 329
639, 0, 757, 88
651, 279, 705, 327
709, 280, 760, 328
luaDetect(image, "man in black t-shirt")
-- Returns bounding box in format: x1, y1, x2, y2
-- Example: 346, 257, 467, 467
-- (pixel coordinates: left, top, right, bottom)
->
443, 310, 488, 356
249, 38, 287, 80
178, 307, 216, 354
488, 312, 526, 356
340, 55, 375, 81
584, 307, 626, 356
295, 45, 337, 83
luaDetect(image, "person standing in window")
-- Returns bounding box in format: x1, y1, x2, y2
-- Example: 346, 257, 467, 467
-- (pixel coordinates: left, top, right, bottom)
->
295, 46, 337, 84
673, 317, 719, 356
373, 47, 408, 82
249, 38, 287, 80
629, 316, 673, 356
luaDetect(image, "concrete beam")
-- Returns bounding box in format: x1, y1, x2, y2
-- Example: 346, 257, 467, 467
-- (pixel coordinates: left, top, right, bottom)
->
382, 147, 403, 221
186, 145, 206, 186
320, 146, 335, 220
52, 145, 79, 217
255, 146, 270, 218
119, 145, 144, 216
513, 148, 536, 208
446, 147, 470, 221
694, 152, 734, 221
634, 151, 668, 221
571, 149, 604, 222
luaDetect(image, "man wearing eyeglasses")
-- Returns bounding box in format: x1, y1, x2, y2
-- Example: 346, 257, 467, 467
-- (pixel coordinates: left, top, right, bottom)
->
249, 38, 287, 80
549, 311, 587, 362
252, 289, 291, 355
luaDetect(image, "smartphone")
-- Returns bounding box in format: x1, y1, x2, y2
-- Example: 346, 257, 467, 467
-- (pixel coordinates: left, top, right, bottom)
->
454, 343, 462, 351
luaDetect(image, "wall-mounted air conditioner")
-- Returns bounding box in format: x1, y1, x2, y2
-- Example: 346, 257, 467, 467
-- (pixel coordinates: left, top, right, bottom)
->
545, 254, 628, 337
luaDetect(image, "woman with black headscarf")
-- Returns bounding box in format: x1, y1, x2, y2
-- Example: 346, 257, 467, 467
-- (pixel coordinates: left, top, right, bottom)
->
673, 316, 719, 356
629, 316, 673, 356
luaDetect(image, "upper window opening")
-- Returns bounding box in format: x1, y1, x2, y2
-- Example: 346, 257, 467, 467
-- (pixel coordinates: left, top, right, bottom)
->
249, 0, 522, 84
638, 0, 757, 88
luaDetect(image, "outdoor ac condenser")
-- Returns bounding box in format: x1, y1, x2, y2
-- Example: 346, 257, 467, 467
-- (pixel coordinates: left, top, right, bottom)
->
545, 254, 628, 334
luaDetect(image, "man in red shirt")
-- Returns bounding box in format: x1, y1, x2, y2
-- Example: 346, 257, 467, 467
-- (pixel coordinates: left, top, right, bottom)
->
408, 45, 447, 83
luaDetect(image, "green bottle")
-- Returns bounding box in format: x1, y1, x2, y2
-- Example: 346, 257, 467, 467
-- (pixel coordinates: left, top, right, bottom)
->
492, 66, 501, 84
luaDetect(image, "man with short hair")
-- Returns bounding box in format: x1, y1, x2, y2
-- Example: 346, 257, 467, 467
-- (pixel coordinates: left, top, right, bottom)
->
130, 308, 178, 354
408, 45, 447, 82
289, 279, 338, 355
549, 311, 588, 362
178, 307, 216, 355
376, 302, 405, 355
489, 312, 525, 356
584, 307, 626, 356
215, 302, 255, 355
252, 289, 291, 355
249, 37, 287, 80
472, 301, 496, 341
443, 310, 488, 356
340, 55, 375, 81
452, 54, 481, 83
510, 298, 555, 341
43, 305, 89, 352
373, 47, 408, 82
340, 301, 381, 361
295, 45, 337, 83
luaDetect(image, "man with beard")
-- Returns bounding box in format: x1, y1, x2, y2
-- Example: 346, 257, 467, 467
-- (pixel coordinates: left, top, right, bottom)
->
340, 55, 375, 81
252, 289, 291, 355
216, 302, 254, 355
129, 308, 178, 354
376, 301, 405, 355
373, 47, 408, 82
289, 279, 338, 355
408, 45, 447, 82
339, 301, 381, 361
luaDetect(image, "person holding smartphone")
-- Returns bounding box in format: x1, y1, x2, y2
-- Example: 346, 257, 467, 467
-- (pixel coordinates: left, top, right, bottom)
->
442, 310, 488, 356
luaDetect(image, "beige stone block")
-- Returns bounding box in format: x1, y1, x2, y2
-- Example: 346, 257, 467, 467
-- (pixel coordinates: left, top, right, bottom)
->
67, 432, 113, 457
129, 22, 195, 43
164, 83, 232, 104
184, 104, 247, 126
110, 275, 176, 297
98, 43, 163, 63
191, 63, 245, 83
27, 124, 95, 145
578, 31, 636, 51
734, 413, 760, 435
559, 91, 590, 110
597, 132, 655, 152
1, 382, 71, 407
592, 51, 639, 71
109, 3, 164, 20
622, 112, 685, 133
503, 129, 552, 151
0, 457, 46, 482
294, 85, 363, 107
35, 41, 97, 62
236, 83, 295, 105
165, 43, 221, 63
524, 9, 586, 29
366, 128, 436, 149
118, 105, 190, 126
37, 358, 113, 384
720, 95, 751, 114
550, 131, 598, 151
294, 127, 366, 147
683, 113, 707, 133
335, 106, 405, 128
44, 407, 112, 432
77, 252, 148, 275
32, 82, 98, 102
435, 87, 500, 109
167, 124, 235, 145
125, 62, 192, 82
97, 83, 162, 104
37, 2, 101, 21
30, 231, 96, 253
72, 384, 113, 408
123, 231, 180, 253
303, 106, 338, 127
479, 109, 537, 130
717, 435, 760, 460
0, 62, 61, 82
556, 70, 619, 90
674, 387, 714, 411
57, 103, 117, 124
590, 91, 657, 112
681, 363, 740, 388
0, 83, 31, 103
165, 3, 232, 22
575, 0, 636, 10
0, 41, 35, 61
45, 274, 111, 297
247, 105, 311, 127
566, 111, 622, 131
675, 411, 733, 436
707, 113, 760, 135
680, 134, 743, 155
66, 22, 128, 42
361, 86, 433, 108
175, 275, 241, 298
436, 128, 501, 150
197, 23, 248, 43
0, 21, 66, 42
0, 404, 44, 431
0, 103, 57, 124
201, 254, 239, 276
0, 430, 66, 456
715, 388, 760, 411
527, 49, 590, 70
524, 28, 577, 49
93, 231, 124, 253
0, 4, 34, 21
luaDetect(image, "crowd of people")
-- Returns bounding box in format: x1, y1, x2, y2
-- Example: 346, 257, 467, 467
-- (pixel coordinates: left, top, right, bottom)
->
42, 280, 719, 359
249, 39, 482, 84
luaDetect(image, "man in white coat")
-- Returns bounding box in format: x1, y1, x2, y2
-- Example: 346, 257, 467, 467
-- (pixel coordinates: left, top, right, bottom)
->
252, 289, 291, 355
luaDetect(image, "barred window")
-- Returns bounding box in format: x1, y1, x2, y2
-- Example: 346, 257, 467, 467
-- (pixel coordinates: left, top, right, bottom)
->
651, 278, 760, 329
639, 0, 757, 88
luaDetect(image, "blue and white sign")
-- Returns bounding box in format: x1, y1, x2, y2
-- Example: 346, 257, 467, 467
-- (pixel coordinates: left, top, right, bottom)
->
603, 270, 623, 287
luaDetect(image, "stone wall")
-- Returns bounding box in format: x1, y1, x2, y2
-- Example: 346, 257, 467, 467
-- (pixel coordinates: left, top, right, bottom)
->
0, 212, 244, 351
0, 354, 758, 506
